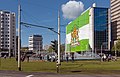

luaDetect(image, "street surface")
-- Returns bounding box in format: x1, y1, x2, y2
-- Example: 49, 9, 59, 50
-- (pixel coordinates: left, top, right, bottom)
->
0, 70, 120, 77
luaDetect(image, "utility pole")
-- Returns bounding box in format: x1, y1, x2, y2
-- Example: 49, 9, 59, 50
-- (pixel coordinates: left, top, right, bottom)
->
39, 41, 40, 54
101, 44, 102, 62
57, 10, 61, 73
18, 0, 21, 71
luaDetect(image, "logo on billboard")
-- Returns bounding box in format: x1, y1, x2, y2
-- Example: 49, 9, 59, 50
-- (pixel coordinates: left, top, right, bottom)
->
71, 25, 79, 46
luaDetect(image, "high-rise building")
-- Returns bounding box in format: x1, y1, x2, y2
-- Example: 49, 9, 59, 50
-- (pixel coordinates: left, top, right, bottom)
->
0, 10, 16, 56
111, 0, 120, 46
66, 5, 110, 53
29, 35, 43, 52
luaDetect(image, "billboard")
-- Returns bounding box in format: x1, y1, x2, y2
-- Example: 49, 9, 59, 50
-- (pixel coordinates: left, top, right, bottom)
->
66, 9, 92, 52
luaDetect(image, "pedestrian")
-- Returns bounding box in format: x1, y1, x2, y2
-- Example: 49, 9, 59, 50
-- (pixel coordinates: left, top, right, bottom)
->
16, 55, 18, 61
66, 53, 69, 62
47, 55, 50, 61
103, 54, 106, 61
108, 54, 112, 62
27, 55, 30, 62
71, 53, 74, 62
39, 54, 42, 60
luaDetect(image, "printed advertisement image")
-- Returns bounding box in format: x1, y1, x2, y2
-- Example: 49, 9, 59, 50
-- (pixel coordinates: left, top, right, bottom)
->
66, 9, 93, 52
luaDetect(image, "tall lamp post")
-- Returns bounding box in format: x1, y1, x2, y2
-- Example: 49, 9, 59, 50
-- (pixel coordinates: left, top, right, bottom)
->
18, 0, 21, 71
57, 10, 61, 73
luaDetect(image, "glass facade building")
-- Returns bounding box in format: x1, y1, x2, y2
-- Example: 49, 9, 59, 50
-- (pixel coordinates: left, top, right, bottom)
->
94, 7, 108, 51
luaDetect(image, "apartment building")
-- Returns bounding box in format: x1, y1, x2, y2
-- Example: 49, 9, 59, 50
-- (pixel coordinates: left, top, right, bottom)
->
0, 10, 16, 56
29, 35, 43, 52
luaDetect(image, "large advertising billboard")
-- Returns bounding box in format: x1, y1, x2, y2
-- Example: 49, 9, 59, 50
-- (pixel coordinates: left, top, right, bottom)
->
66, 9, 92, 52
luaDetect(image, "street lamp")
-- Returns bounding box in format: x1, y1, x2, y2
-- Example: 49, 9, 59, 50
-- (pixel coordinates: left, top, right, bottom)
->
57, 10, 61, 73
18, 0, 21, 71
101, 44, 103, 62
114, 41, 117, 59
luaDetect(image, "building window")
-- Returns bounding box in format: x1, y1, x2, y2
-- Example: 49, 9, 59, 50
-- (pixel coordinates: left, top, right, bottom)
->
1, 14, 4, 16
1, 21, 4, 23
1, 38, 4, 40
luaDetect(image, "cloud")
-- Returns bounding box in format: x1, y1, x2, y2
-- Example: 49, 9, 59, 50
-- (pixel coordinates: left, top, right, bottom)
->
61, 0, 84, 20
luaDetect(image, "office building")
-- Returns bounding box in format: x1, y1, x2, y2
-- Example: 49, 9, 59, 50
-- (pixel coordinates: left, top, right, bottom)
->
0, 10, 16, 56
111, 0, 120, 46
29, 35, 43, 52
66, 5, 110, 53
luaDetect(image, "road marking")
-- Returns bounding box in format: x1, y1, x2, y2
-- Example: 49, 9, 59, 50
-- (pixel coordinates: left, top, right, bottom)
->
26, 74, 34, 77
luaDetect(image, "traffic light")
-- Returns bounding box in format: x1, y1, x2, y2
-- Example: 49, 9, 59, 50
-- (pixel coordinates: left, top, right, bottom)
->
51, 40, 58, 54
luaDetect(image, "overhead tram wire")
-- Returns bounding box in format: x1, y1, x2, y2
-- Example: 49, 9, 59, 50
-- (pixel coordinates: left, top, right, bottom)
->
21, 10, 59, 35
21, 11, 58, 36
22, 9, 58, 30
21, 10, 43, 25
20, 22, 59, 34
20, 0, 59, 29
22, 10, 66, 34
21, 13, 66, 34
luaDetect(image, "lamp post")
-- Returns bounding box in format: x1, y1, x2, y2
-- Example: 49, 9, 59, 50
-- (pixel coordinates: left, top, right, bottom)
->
18, 0, 21, 71
114, 41, 117, 59
57, 10, 61, 73
101, 44, 103, 62
39, 41, 40, 54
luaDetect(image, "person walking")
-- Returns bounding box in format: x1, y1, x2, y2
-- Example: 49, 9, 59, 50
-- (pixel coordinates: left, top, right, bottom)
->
71, 53, 74, 63
66, 53, 69, 62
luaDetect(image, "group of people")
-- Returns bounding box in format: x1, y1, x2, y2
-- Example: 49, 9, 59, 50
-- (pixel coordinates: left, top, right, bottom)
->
101, 54, 114, 62
66, 53, 74, 62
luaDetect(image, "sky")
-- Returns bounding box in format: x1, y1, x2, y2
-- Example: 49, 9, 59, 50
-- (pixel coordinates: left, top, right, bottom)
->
0, 0, 110, 47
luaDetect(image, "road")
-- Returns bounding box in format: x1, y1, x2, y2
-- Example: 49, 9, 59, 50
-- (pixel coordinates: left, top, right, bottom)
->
0, 70, 120, 77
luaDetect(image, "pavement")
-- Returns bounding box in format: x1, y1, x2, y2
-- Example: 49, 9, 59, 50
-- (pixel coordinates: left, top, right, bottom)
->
0, 70, 120, 77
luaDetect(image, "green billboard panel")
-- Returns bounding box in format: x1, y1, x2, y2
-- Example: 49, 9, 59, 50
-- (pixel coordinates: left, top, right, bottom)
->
66, 9, 92, 52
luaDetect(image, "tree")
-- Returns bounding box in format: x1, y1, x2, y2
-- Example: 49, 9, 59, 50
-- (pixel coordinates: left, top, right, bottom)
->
47, 46, 52, 52
112, 38, 120, 52
60, 44, 65, 53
